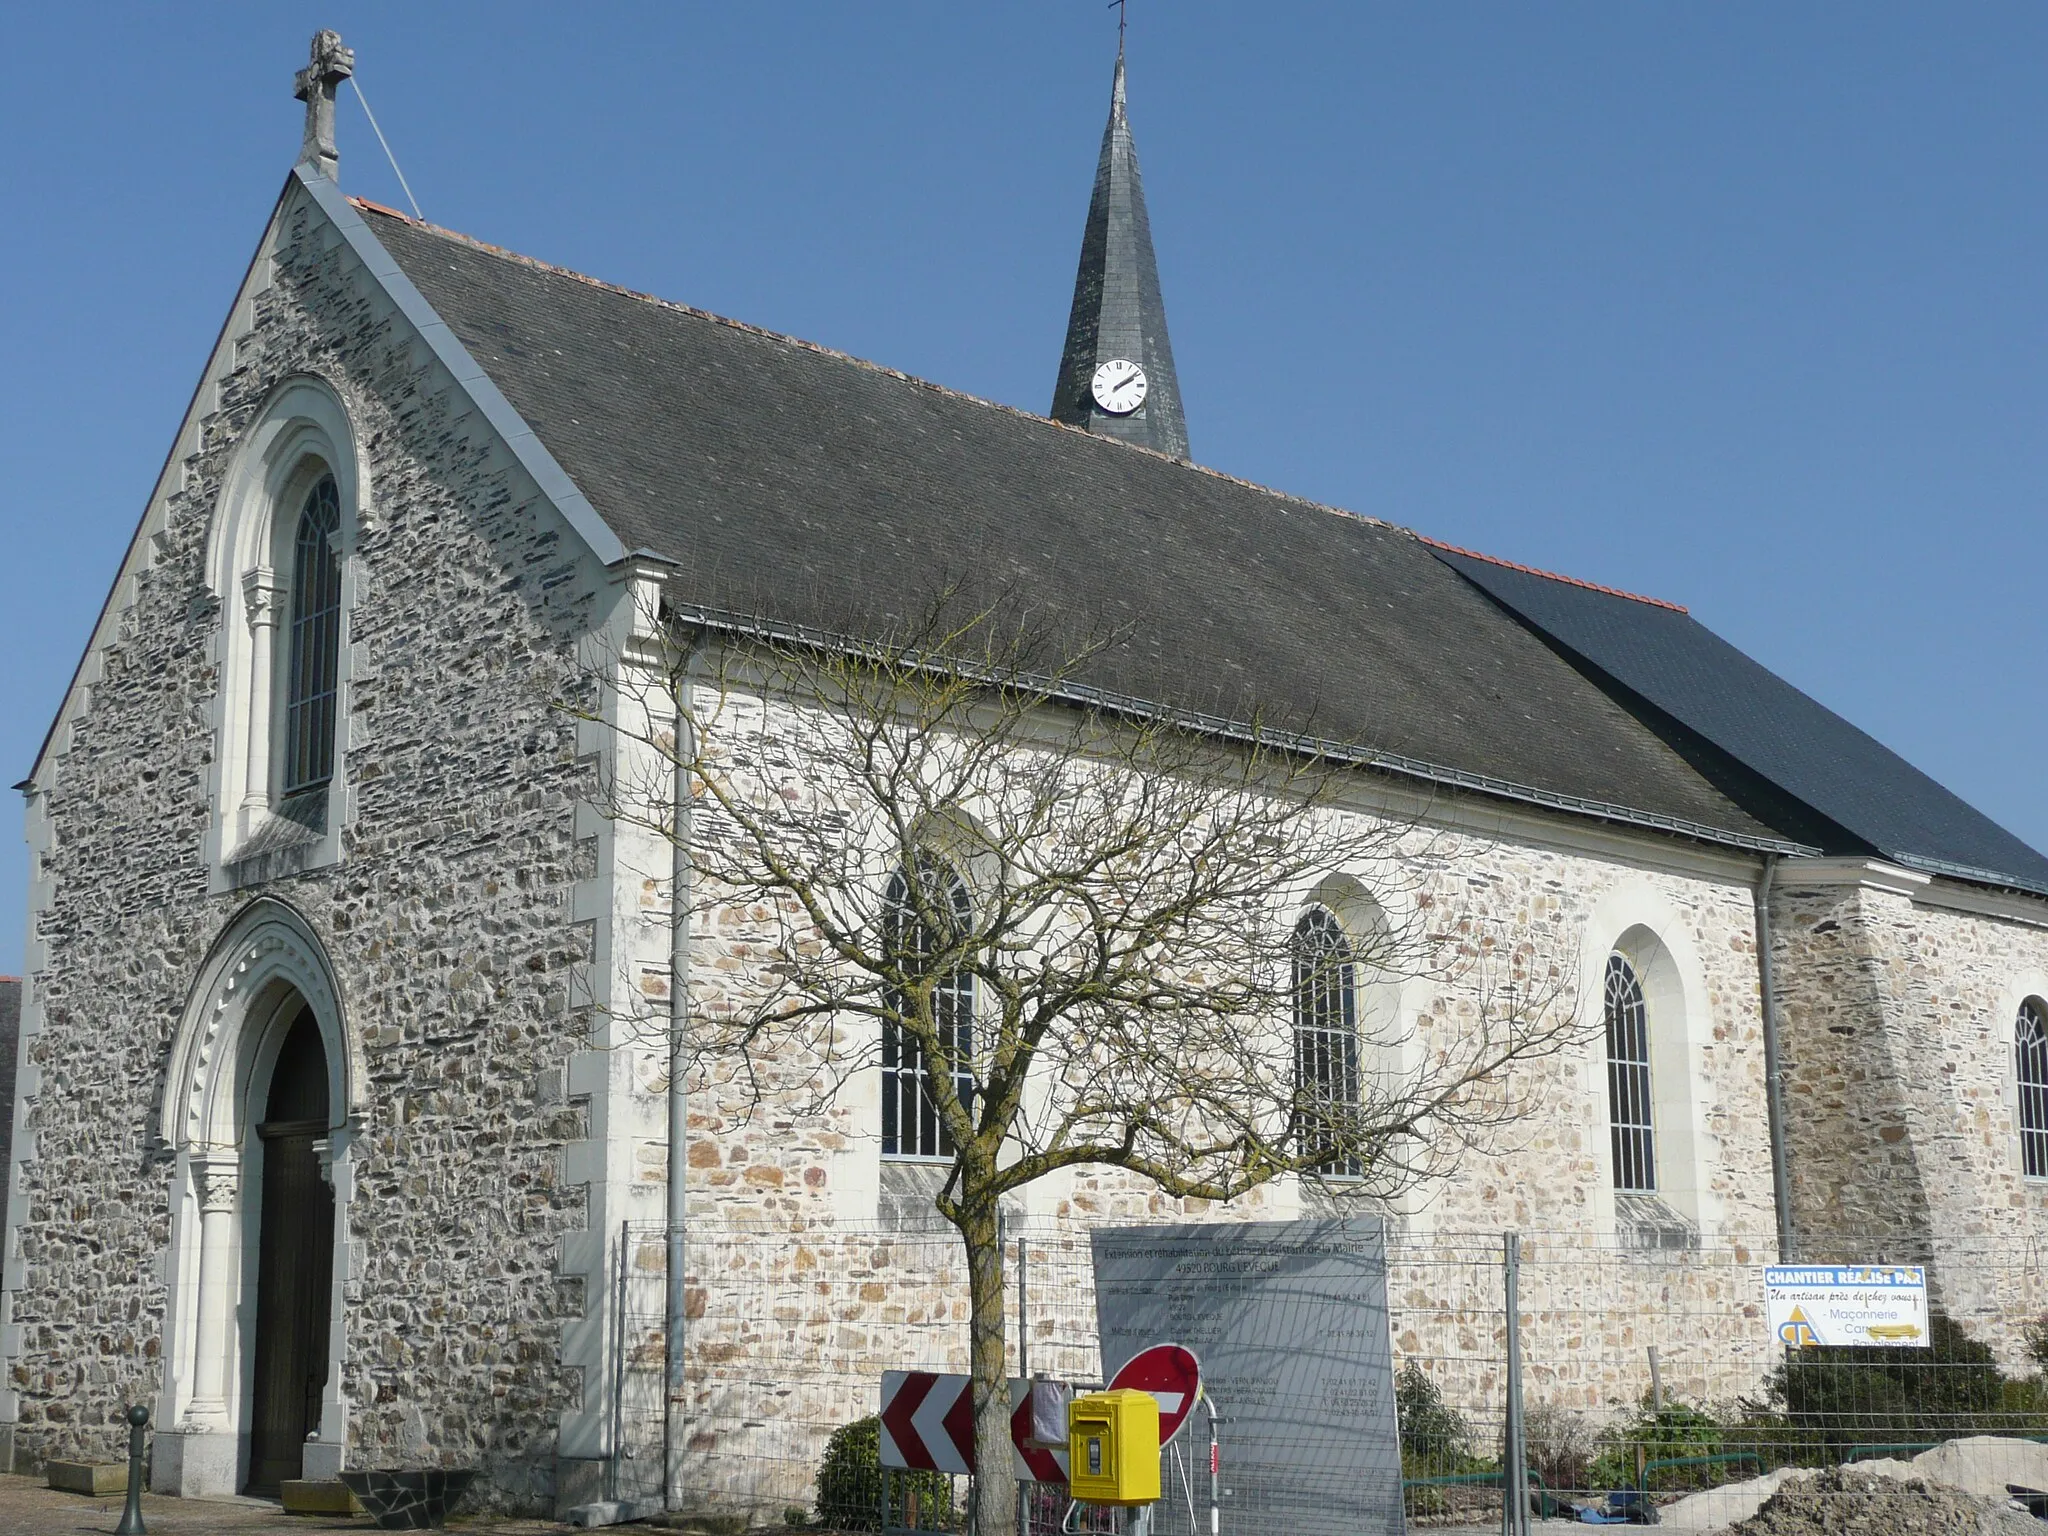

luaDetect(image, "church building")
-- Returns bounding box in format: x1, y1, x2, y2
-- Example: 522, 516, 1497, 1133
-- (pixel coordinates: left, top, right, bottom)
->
5, 29, 2046, 1518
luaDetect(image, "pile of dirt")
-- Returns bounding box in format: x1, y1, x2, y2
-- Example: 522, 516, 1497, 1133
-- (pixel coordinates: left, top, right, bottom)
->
1659, 1459, 1924, 1531
1652, 1466, 1805, 1531
1724, 1465, 2038, 1535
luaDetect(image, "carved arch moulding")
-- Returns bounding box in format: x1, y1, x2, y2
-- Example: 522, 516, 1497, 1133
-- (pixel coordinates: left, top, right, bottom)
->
205, 371, 370, 601
161, 896, 366, 1154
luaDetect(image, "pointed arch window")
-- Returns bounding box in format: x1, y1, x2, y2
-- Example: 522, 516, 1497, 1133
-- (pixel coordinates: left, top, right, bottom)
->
880, 855, 976, 1161
1293, 905, 1362, 1177
205, 379, 357, 883
282, 474, 342, 798
2019, 998, 2048, 1180
1605, 953, 1656, 1192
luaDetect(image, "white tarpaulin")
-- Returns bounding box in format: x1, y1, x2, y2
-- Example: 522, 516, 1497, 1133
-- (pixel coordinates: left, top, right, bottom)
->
1763, 1264, 1929, 1348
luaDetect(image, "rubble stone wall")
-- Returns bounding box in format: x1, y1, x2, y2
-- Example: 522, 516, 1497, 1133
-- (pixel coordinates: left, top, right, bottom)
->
1771, 867, 2048, 1350
4, 183, 607, 1511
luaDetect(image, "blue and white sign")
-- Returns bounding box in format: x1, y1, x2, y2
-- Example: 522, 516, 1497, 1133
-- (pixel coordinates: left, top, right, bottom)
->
1763, 1265, 1929, 1348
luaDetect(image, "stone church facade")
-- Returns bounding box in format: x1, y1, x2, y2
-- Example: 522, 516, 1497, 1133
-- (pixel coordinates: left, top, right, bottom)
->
5, 31, 2046, 1519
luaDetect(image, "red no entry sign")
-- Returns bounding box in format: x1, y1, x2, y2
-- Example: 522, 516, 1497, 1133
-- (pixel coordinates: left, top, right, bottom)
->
1106, 1343, 1203, 1445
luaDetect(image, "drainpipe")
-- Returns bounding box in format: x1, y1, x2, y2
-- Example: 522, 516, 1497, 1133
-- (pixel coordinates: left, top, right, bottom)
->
1753, 854, 1795, 1261
663, 651, 695, 1511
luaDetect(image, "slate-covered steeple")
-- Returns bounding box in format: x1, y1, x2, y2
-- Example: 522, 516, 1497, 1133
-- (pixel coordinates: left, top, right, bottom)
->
1050, 46, 1190, 460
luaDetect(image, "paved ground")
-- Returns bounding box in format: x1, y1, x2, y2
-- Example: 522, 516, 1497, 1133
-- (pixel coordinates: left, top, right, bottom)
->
0, 1473, 572, 1534
0, 1483, 1626, 1536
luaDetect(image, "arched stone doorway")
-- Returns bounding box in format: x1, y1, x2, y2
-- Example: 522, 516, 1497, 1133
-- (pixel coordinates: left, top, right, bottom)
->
246, 1007, 335, 1493
154, 900, 360, 1499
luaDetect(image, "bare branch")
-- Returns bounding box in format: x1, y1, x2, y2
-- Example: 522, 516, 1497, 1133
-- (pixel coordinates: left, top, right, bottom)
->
564, 589, 1592, 1530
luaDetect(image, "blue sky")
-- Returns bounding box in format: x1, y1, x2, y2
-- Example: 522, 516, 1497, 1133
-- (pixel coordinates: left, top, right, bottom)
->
2, 4, 2045, 972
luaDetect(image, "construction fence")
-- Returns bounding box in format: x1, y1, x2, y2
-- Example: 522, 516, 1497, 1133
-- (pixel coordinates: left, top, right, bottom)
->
595, 1218, 2048, 1531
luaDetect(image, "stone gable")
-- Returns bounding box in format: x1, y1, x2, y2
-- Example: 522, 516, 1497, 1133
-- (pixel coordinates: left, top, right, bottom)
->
6, 184, 610, 1512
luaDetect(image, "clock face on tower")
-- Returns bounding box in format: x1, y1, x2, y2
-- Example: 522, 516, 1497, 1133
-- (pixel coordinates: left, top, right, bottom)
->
1090, 358, 1149, 415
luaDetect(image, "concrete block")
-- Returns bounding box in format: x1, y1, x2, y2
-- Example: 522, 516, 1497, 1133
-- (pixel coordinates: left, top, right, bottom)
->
566, 1497, 666, 1528
282, 1478, 361, 1514
47, 1460, 125, 1496
152, 1428, 238, 1498
555, 1456, 608, 1516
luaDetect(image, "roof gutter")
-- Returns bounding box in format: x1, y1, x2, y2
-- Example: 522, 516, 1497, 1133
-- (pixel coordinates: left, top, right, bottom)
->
653, 594, 1818, 861
1890, 850, 2048, 903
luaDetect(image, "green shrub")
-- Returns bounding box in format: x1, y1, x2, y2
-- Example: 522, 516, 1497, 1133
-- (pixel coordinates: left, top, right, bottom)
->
1587, 1399, 1727, 1493
1396, 1361, 1470, 1469
1397, 1362, 1495, 1518
1732, 1311, 2048, 1465
814, 1416, 955, 1531
2024, 1313, 2048, 1374
2004, 1375, 2048, 1419
1744, 1312, 2031, 1452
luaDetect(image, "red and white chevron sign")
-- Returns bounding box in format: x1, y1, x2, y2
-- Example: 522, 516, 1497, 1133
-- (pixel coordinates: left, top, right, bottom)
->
878, 1372, 1068, 1483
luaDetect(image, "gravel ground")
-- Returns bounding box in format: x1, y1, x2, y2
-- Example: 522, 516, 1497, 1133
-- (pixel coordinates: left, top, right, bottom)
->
1724, 1466, 2038, 1536
0, 1474, 570, 1535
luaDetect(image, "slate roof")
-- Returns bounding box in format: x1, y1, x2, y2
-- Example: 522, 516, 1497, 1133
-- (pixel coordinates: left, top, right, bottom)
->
1048, 53, 1190, 459
1432, 544, 2048, 896
359, 204, 1795, 853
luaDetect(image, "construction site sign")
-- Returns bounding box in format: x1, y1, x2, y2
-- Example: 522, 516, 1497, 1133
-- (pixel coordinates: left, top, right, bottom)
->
1091, 1219, 1400, 1536
1764, 1264, 1929, 1348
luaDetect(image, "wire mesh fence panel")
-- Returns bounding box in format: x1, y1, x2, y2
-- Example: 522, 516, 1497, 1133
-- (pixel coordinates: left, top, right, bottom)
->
1391, 1227, 2048, 1531
612, 1223, 674, 1509
670, 1220, 988, 1521
611, 1216, 2048, 1532
1384, 1231, 1512, 1528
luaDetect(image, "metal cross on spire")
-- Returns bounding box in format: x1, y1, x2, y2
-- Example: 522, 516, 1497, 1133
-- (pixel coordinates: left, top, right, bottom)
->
293, 29, 356, 180
1109, 0, 1127, 59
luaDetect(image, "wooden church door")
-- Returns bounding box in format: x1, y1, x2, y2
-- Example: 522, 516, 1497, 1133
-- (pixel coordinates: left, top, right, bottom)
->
246, 1009, 335, 1494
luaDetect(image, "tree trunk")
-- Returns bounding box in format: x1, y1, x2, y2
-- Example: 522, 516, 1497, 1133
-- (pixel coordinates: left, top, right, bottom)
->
961, 1202, 1016, 1536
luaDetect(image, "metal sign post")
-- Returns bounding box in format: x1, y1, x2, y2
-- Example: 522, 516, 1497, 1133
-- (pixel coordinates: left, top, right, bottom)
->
1206, 1397, 1222, 1536
1502, 1232, 1528, 1536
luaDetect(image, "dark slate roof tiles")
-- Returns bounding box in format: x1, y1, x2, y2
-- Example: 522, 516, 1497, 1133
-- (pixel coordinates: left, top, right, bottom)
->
359, 205, 1798, 851
1432, 544, 2048, 895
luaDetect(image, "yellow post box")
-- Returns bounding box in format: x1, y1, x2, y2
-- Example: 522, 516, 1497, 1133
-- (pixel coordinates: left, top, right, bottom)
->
1066, 1389, 1160, 1506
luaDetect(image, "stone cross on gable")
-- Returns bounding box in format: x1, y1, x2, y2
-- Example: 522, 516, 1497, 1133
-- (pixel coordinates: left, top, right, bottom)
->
293, 29, 355, 180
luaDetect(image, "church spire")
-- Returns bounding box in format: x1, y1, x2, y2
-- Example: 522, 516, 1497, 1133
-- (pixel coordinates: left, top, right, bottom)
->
1050, 42, 1190, 460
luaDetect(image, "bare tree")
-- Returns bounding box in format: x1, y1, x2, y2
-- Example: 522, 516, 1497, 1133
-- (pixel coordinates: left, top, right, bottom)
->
585, 595, 1582, 1534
